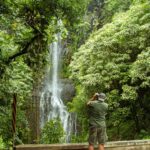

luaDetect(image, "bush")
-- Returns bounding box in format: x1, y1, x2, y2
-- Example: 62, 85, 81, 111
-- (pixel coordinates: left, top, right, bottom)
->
0, 136, 5, 149
40, 118, 64, 144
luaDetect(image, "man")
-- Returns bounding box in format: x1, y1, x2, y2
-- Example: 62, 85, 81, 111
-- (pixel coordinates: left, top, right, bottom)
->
87, 93, 108, 150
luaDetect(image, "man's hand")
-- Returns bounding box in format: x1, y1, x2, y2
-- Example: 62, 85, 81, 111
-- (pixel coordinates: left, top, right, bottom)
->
91, 93, 99, 100
87, 93, 99, 105
87, 101, 91, 105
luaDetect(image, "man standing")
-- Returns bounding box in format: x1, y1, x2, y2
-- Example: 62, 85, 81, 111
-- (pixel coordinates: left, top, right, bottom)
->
87, 93, 108, 150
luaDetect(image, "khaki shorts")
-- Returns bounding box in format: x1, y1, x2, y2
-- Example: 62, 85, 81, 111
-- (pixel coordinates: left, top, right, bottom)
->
88, 126, 108, 145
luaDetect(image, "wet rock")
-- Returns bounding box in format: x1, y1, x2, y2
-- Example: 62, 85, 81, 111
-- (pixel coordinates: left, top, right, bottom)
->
60, 79, 76, 103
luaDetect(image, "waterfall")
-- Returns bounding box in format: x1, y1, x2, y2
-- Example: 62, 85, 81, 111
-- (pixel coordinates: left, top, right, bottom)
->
40, 33, 72, 142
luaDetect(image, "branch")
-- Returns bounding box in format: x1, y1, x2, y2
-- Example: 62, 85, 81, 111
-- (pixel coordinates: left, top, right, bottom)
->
7, 34, 41, 63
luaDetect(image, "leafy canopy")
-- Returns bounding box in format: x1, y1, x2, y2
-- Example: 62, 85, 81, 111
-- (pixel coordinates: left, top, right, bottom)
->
70, 0, 150, 140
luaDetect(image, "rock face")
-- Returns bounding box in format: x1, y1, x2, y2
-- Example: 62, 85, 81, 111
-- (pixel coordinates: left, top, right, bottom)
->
60, 79, 76, 103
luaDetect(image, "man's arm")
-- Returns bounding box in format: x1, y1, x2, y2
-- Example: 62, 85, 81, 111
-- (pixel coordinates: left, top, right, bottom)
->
87, 100, 92, 105
87, 93, 99, 105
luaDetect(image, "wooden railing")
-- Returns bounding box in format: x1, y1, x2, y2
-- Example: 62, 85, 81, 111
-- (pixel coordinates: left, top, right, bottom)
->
15, 140, 150, 150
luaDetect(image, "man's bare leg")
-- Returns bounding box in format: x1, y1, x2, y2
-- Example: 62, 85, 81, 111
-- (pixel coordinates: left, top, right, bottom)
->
98, 144, 104, 150
88, 144, 94, 150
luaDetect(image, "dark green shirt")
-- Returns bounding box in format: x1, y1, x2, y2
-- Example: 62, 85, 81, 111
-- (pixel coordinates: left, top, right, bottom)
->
88, 100, 108, 127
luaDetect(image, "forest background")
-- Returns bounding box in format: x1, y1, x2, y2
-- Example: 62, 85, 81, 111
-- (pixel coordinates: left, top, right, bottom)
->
0, 0, 150, 149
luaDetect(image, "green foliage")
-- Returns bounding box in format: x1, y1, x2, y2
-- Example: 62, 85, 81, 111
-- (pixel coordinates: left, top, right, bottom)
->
68, 86, 89, 142
121, 85, 137, 101
0, 136, 5, 149
100, 0, 133, 24
0, 0, 90, 146
2, 60, 32, 94
70, 1, 150, 91
138, 130, 150, 139
0, 0, 90, 77
130, 47, 150, 88
70, 0, 150, 140
40, 118, 64, 144
0, 106, 30, 148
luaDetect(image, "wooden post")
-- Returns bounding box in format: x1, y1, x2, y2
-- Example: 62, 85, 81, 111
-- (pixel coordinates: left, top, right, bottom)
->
12, 93, 17, 150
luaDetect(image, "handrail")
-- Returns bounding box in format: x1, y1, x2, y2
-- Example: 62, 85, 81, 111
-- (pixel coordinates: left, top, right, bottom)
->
15, 140, 150, 150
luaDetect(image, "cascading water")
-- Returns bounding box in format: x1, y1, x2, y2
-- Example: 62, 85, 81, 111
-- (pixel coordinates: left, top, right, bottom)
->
40, 33, 72, 142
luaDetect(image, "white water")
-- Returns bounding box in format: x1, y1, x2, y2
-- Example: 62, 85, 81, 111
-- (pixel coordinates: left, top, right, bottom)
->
40, 34, 72, 142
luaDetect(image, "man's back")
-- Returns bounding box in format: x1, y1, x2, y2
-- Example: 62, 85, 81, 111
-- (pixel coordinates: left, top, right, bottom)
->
88, 100, 108, 127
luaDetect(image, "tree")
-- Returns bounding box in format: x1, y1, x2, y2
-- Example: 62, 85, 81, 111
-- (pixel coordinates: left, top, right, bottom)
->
70, 0, 150, 140
0, 0, 90, 146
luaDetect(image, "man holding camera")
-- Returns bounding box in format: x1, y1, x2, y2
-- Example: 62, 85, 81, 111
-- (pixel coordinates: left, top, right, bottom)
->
87, 92, 108, 150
